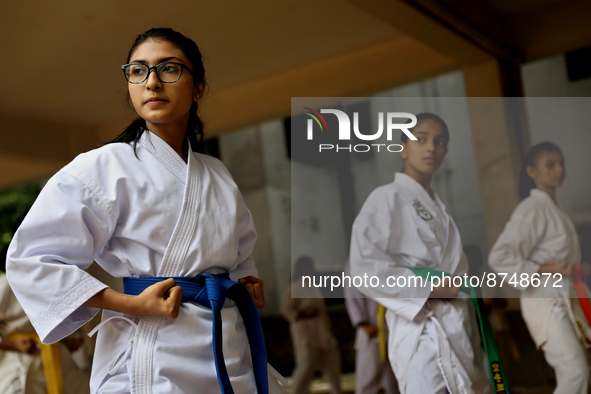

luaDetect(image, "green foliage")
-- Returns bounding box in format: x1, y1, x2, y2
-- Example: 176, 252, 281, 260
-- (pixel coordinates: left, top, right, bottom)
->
0, 183, 41, 251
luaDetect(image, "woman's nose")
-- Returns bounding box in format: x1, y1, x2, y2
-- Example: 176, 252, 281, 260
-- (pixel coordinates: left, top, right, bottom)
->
145, 69, 162, 90
426, 139, 435, 151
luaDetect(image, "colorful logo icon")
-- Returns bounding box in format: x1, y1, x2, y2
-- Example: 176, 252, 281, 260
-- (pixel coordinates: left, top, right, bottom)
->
303, 107, 328, 131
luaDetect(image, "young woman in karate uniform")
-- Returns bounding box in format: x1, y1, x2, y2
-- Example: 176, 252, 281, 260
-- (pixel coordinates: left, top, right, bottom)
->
489, 142, 591, 394
350, 113, 491, 394
6, 28, 284, 394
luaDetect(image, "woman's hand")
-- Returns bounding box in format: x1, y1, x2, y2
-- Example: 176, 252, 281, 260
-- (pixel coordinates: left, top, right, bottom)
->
296, 310, 319, 319
429, 276, 461, 300
132, 278, 184, 318
580, 262, 591, 276
61, 336, 84, 353
359, 323, 379, 338
83, 278, 183, 318
539, 261, 572, 277
0, 337, 37, 354
238, 276, 265, 309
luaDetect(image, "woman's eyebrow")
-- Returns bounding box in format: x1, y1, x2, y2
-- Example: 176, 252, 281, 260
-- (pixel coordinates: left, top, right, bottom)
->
414, 130, 449, 140
130, 56, 185, 64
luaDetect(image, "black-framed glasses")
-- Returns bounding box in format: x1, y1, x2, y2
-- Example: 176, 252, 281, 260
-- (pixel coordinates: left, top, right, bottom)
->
121, 62, 193, 84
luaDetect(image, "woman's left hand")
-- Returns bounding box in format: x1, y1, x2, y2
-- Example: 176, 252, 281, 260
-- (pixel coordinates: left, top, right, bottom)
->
580, 262, 591, 276
238, 276, 265, 309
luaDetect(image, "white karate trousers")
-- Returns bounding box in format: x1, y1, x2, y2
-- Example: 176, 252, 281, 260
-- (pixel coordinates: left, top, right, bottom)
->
355, 330, 398, 394
404, 320, 481, 394
542, 303, 591, 394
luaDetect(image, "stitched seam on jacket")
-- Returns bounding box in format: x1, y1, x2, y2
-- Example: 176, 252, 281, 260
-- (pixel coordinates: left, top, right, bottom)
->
36, 276, 106, 340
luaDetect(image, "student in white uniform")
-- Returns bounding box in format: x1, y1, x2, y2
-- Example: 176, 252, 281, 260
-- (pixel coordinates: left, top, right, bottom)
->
281, 257, 342, 394
344, 261, 399, 394
0, 274, 91, 394
488, 142, 591, 394
350, 113, 491, 394
1, 240, 90, 394
6, 28, 285, 394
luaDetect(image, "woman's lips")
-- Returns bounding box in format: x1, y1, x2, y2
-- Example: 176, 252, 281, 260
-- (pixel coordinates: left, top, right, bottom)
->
145, 98, 167, 107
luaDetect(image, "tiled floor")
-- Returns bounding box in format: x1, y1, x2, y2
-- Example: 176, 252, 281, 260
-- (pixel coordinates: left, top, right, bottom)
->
282, 373, 556, 393
511, 387, 555, 394
283, 373, 355, 393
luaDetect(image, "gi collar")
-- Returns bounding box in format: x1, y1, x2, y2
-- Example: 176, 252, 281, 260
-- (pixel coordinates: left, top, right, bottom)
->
138, 129, 188, 183
529, 188, 562, 209
394, 172, 434, 200
393, 172, 446, 217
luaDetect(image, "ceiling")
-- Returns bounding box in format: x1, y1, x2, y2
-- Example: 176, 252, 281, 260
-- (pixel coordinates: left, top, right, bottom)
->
0, 0, 589, 188
0, 0, 400, 126
479, 0, 572, 15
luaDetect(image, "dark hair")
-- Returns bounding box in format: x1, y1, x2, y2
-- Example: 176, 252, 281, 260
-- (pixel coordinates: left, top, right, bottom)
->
519, 142, 563, 199
401, 112, 449, 143
293, 256, 314, 280
110, 27, 206, 155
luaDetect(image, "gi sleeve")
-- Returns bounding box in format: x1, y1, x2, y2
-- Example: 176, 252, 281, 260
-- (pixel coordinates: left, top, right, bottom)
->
229, 188, 258, 281
6, 171, 116, 344
350, 189, 432, 322
488, 202, 545, 291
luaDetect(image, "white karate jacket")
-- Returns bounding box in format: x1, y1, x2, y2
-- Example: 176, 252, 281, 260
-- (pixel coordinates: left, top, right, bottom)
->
6, 131, 266, 394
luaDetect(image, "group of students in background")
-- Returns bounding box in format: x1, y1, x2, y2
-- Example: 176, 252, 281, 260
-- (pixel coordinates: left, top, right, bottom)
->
285, 114, 590, 394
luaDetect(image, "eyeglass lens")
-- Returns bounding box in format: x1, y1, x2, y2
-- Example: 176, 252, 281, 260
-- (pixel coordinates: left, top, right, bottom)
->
124, 63, 183, 83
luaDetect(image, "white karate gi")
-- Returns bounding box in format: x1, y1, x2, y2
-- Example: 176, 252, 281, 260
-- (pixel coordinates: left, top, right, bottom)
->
6, 131, 279, 394
0, 275, 90, 394
344, 277, 398, 394
281, 278, 342, 394
350, 172, 491, 394
488, 188, 591, 394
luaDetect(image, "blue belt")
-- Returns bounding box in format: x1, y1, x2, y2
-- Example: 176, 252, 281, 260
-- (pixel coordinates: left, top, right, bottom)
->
123, 273, 269, 394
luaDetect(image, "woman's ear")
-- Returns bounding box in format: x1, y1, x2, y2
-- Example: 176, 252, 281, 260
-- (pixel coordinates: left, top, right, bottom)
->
193, 82, 205, 101
400, 141, 408, 160
526, 165, 537, 180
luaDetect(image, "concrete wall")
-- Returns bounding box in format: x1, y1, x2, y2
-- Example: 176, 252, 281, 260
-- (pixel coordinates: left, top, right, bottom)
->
218, 121, 291, 315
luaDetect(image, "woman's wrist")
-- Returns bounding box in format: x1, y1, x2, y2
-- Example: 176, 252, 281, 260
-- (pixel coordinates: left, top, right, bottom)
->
84, 288, 140, 316
83, 281, 182, 319
119, 292, 141, 315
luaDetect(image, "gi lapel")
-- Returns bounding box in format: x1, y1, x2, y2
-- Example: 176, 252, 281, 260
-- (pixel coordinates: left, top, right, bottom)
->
157, 147, 201, 277
131, 141, 202, 394
139, 130, 187, 183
